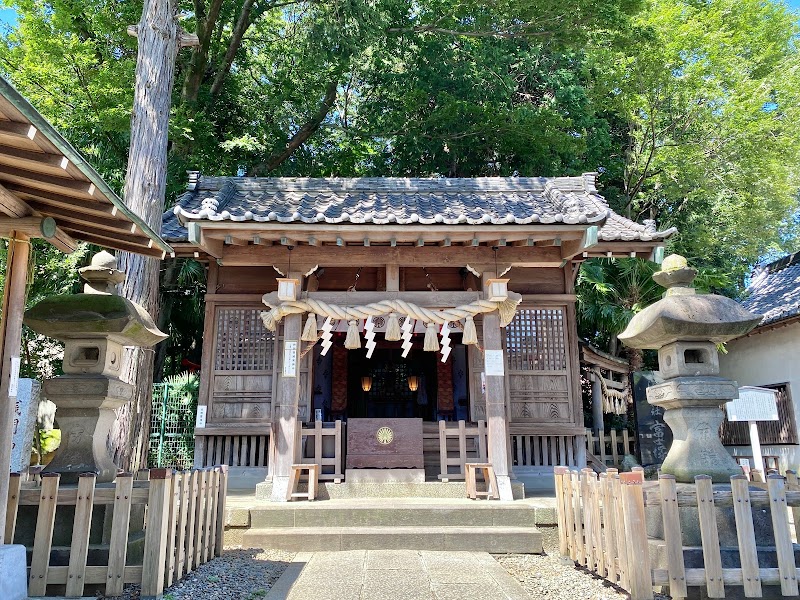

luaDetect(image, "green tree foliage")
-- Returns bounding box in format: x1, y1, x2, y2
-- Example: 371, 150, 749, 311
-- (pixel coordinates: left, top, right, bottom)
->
0, 0, 798, 366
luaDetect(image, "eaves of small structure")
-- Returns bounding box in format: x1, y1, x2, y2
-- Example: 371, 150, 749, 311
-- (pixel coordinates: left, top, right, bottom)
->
0, 77, 172, 258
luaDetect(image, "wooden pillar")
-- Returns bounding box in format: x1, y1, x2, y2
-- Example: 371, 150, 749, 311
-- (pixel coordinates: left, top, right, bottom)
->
271, 271, 304, 502
481, 271, 513, 501
0, 233, 30, 543
592, 375, 604, 436
193, 262, 218, 468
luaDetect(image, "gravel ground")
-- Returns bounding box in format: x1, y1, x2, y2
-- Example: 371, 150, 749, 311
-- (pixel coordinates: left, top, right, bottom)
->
107, 547, 295, 600
496, 527, 670, 600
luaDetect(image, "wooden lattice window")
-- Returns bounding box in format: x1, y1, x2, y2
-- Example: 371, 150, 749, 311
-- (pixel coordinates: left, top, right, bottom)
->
505, 308, 567, 371
720, 384, 797, 445
214, 308, 275, 371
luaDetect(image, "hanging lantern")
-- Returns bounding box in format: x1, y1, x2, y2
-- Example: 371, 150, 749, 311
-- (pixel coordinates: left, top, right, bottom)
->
276, 278, 300, 301
361, 376, 372, 392
485, 278, 510, 302
408, 375, 419, 392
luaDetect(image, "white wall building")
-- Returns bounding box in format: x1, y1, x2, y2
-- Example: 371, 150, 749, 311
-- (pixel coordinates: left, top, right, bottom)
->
719, 252, 800, 473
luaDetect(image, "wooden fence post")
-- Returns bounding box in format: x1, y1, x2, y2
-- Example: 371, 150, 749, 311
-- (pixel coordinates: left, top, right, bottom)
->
620, 472, 653, 600
185, 470, 199, 574
767, 473, 799, 597
4, 472, 21, 543
564, 469, 576, 560
730, 474, 761, 598
658, 475, 687, 599
785, 470, 800, 543
601, 471, 618, 584
581, 468, 594, 569
215, 465, 229, 557
554, 466, 569, 558
65, 473, 97, 597
106, 473, 134, 597
694, 475, 724, 598
141, 468, 172, 599
571, 469, 585, 566
29, 473, 60, 596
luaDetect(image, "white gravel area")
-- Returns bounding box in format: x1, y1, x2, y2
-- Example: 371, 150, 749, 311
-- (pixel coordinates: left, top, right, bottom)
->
108, 547, 295, 600
496, 527, 670, 600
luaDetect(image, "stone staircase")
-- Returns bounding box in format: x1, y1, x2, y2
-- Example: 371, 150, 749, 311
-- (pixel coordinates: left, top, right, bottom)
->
225, 500, 547, 554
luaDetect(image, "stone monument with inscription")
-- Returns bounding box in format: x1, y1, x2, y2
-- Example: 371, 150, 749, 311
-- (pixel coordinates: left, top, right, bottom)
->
24, 251, 167, 483
619, 254, 761, 483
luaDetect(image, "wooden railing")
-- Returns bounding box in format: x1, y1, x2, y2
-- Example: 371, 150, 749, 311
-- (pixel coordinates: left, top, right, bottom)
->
555, 466, 800, 600
437, 420, 487, 480
298, 420, 345, 483
585, 428, 635, 469
512, 433, 582, 467
5, 466, 227, 598
195, 426, 272, 469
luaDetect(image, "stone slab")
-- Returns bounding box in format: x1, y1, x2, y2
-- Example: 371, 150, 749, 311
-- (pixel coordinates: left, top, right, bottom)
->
0, 545, 27, 600
242, 526, 542, 554
264, 549, 531, 600
255, 479, 525, 500
345, 468, 425, 484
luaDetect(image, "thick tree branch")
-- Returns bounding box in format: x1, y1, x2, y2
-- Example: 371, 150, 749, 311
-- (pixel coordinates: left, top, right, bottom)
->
250, 80, 338, 174
210, 0, 256, 96
182, 0, 225, 101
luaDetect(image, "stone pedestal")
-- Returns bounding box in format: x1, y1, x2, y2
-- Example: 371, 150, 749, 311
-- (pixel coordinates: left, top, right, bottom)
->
0, 545, 27, 600
648, 376, 742, 483
41, 376, 133, 483
11, 379, 40, 473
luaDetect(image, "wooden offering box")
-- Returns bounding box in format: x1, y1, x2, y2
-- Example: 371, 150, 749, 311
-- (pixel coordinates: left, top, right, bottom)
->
346, 418, 424, 469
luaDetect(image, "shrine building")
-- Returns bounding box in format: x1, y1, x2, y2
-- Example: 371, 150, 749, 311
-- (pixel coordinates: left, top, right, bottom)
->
162, 174, 673, 501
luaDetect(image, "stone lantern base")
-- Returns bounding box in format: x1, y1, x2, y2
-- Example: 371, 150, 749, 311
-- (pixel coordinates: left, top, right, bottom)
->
648, 376, 742, 483
41, 375, 133, 484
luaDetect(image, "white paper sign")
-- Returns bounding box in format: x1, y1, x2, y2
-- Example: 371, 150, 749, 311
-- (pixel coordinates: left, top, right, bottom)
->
195, 405, 207, 429
484, 350, 505, 376
8, 356, 20, 397
725, 386, 779, 422
315, 408, 323, 422
283, 341, 298, 377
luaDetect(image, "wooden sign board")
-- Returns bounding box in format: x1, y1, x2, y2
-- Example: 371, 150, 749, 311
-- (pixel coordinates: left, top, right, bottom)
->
346, 418, 424, 469
725, 386, 779, 422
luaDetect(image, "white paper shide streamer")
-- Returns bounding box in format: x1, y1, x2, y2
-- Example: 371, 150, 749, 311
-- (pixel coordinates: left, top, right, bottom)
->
401, 317, 415, 358
440, 321, 451, 363
320, 316, 334, 356
364, 316, 377, 358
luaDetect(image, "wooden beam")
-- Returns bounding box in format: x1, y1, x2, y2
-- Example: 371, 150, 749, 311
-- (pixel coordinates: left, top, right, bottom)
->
188, 222, 223, 258
218, 245, 564, 268
223, 234, 248, 246
0, 164, 96, 196
0, 120, 37, 140
0, 143, 69, 170
59, 228, 165, 258
2, 183, 115, 215
22, 199, 136, 234
263, 290, 481, 308
561, 225, 599, 260
0, 183, 31, 218
439, 238, 451, 247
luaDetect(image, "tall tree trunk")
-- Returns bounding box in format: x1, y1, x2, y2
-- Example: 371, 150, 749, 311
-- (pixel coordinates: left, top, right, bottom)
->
109, 0, 180, 472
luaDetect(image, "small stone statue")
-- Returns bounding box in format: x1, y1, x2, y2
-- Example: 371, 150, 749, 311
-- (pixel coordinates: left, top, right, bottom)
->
619, 254, 761, 482
24, 251, 167, 483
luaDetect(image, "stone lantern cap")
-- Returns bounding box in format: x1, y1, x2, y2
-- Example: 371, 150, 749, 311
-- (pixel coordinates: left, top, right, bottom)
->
619, 254, 762, 350
24, 250, 167, 348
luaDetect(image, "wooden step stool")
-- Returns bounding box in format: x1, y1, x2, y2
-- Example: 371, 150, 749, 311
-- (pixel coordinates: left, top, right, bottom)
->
286, 464, 320, 501
465, 462, 499, 500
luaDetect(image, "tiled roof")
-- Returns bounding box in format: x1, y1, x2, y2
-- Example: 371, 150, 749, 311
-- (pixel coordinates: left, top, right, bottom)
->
742, 252, 800, 326
162, 173, 676, 243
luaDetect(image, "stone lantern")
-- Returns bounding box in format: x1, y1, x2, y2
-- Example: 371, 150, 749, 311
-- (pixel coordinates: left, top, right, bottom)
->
24, 251, 167, 483
618, 255, 761, 482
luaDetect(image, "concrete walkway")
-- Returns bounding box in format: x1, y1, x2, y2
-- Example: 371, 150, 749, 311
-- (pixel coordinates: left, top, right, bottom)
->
265, 549, 531, 600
